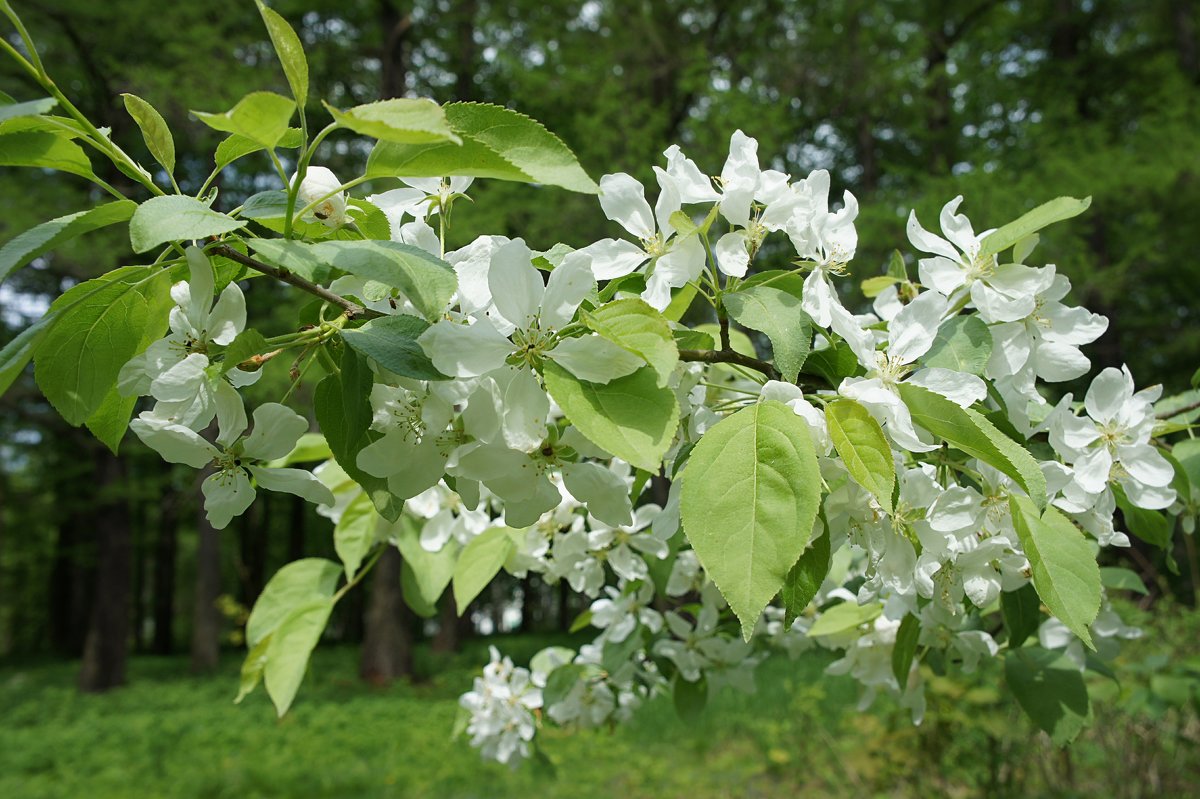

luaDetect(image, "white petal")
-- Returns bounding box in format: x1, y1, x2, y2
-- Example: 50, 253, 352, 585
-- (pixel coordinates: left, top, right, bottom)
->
207, 283, 245, 345
357, 427, 415, 478
576, 239, 648, 281
1073, 447, 1113, 494
562, 461, 633, 527
241, 402, 308, 462
917, 257, 967, 297
541, 251, 594, 329
129, 413, 219, 468
714, 230, 750, 277
214, 379, 248, 447
183, 247, 215, 328
549, 335, 643, 384
487, 238, 543, 329
599, 173, 655, 240
1033, 341, 1091, 383
385, 436, 449, 499
937, 196, 979, 255
642, 235, 705, 311
1116, 443, 1174, 488
249, 465, 336, 506
970, 281, 1034, 324
887, 290, 947, 364
1042, 303, 1108, 346
663, 144, 719, 203
448, 235, 508, 316
1084, 367, 1131, 424
652, 166, 683, 235
987, 322, 1032, 375
907, 210, 961, 261
1118, 477, 1175, 510
149, 352, 209, 403
202, 468, 255, 530
418, 320, 512, 378
494, 366, 550, 453
907, 368, 986, 408
718, 130, 760, 227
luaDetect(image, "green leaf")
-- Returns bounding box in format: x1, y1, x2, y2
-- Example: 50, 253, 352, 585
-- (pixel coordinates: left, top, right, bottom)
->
245, 558, 341, 648
342, 315, 447, 381
898, 383, 1047, 509
234, 634, 272, 704
264, 599, 332, 717
543, 664, 588, 709
256, 0, 309, 106
1099, 567, 1149, 595
807, 600, 883, 637
334, 493, 378, 580
887, 250, 908, 281
367, 102, 598, 194
214, 127, 303, 169
723, 285, 811, 383
313, 345, 404, 522
453, 527, 515, 614
0, 320, 45, 396
825, 398, 895, 515
891, 613, 920, 685
0, 200, 136, 285
0, 131, 94, 179
129, 195, 245, 253
193, 91, 296, 148
122, 93, 175, 173
680, 401, 823, 638
33, 270, 155, 425
802, 340, 862, 387
861, 275, 900, 298
662, 281, 698, 322
921, 314, 992, 376
1009, 496, 1101, 650
245, 237, 329, 283
219, 329, 268, 374
779, 530, 831, 625
543, 362, 679, 472
979, 196, 1092, 258
0, 97, 56, 123
310, 240, 456, 320
394, 516, 458, 615
1005, 647, 1092, 745
267, 433, 331, 467
324, 98, 459, 144
582, 298, 678, 387
1001, 583, 1043, 648
673, 329, 715, 350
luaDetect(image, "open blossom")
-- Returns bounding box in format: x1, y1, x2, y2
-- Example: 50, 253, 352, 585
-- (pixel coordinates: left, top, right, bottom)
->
459, 646, 543, 765
118, 247, 258, 442
130, 403, 333, 529
293, 166, 346, 227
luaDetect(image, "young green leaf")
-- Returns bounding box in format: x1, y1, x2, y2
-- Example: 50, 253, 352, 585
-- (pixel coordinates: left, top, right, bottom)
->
1009, 496, 1101, 650
193, 91, 296, 148
779, 530, 831, 625
898, 382, 1047, 509
825, 398, 895, 515
245, 237, 329, 283
543, 362, 679, 472
256, 0, 309, 106
121, 93, 175, 173
333, 493, 379, 580
582, 298, 678, 387
128, 195, 245, 253
979, 196, 1091, 258
264, 599, 333, 717
1000, 583, 1043, 648
860, 275, 900, 298
1099, 567, 1149, 595
245, 557, 341, 648
394, 515, 459, 615
310, 240, 456, 320
0, 97, 56, 123
891, 613, 920, 685
324, 98, 459, 144
807, 600, 883, 637
1005, 647, 1092, 746
0, 131, 94, 179
921, 314, 992, 376
341, 314, 447, 381
214, 127, 303, 169
723, 285, 812, 382
0, 200, 136, 285
680, 401, 823, 639
453, 527, 515, 614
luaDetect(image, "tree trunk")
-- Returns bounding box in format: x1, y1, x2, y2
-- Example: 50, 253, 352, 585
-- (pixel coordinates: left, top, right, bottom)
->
287, 494, 306, 562
151, 488, 179, 655
431, 593, 462, 653
189, 493, 222, 673
78, 450, 132, 693
378, 0, 412, 100
360, 546, 412, 684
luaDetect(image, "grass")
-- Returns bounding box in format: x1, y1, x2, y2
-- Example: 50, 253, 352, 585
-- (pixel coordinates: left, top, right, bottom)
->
1, 618, 1198, 799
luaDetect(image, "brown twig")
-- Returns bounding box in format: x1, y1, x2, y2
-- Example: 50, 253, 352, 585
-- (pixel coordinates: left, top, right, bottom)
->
679, 348, 780, 381
210, 243, 377, 319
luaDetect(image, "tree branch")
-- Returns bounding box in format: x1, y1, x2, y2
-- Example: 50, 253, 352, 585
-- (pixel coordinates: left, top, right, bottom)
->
210, 244, 377, 319
679, 348, 780, 381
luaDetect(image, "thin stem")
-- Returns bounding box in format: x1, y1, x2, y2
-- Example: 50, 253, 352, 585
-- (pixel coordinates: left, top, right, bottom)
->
332, 545, 385, 604
293, 174, 371, 223
679, 348, 780, 381
1, 2, 46, 76
209, 243, 377, 319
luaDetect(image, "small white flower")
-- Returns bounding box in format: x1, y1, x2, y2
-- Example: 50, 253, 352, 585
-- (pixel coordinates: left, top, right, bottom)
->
293, 166, 346, 227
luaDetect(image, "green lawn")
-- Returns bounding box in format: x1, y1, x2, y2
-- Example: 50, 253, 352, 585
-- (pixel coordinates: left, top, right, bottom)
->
1, 626, 1197, 799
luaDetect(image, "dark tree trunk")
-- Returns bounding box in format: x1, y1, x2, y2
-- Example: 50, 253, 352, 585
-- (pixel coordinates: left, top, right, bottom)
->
131, 493, 148, 652
360, 546, 412, 684
557, 579, 572, 632
239, 494, 268, 607
190, 495, 222, 673
378, 0, 413, 100
287, 494, 306, 562
452, 0, 479, 101
431, 593, 462, 653
151, 488, 180, 655
78, 450, 132, 693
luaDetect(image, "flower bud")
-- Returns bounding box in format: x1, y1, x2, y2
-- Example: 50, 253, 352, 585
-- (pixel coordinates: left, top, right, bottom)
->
293, 166, 346, 227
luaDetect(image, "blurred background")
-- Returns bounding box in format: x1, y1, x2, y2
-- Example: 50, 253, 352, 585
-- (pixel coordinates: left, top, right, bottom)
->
1, 1, 1198, 796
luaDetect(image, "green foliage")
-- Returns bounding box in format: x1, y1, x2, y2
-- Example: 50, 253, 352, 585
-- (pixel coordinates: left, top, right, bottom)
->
256, 0, 308, 107
128, 195, 245, 253
779, 530, 831, 625
245, 237, 329, 282
807, 600, 883, 637
723, 285, 811, 382
264, 599, 333, 717
582, 298, 678, 387
1001, 583, 1043, 648
0, 200, 135, 284
543, 362, 679, 472
891, 613, 920, 685
920, 315, 992, 376
1009, 496, 1102, 650
979, 196, 1092, 259
1005, 647, 1092, 746
680, 401, 822, 639
452, 527, 515, 614
309, 241, 456, 320
324, 98, 459, 144
395, 516, 458, 616
898, 383, 1047, 509
244, 558, 341, 649
121, 93, 175, 174
825, 398, 895, 515
0, 131, 94, 180
192, 91, 296, 148
341, 315, 446, 381
333, 493, 377, 580
214, 127, 303, 170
